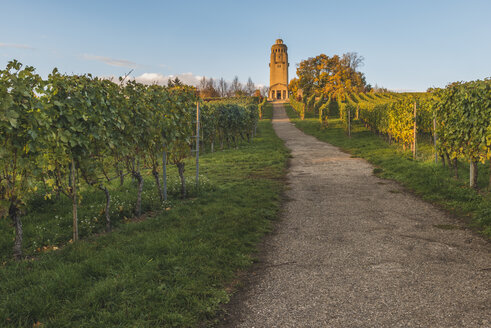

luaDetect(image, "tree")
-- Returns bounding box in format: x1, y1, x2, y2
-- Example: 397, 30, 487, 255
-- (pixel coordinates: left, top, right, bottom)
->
229, 76, 243, 96
373, 84, 387, 93
288, 78, 300, 99
199, 77, 219, 98
341, 52, 364, 71
245, 77, 255, 96
205, 78, 219, 97
260, 86, 270, 98
173, 77, 182, 86
218, 78, 228, 97
294, 53, 368, 100
167, 77, 183, 87
199, 76, 207, 92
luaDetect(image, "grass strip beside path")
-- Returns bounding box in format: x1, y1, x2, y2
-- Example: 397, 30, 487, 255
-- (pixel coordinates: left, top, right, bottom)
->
0, 119, 289, 327
284, 104, 491, 237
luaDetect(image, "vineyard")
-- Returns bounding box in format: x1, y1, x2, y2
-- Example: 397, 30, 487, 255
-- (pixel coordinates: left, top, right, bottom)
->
0, 60, 260, 262
287, 79, 491, 236
291, 79, 491, 190
2, 0, 490, 325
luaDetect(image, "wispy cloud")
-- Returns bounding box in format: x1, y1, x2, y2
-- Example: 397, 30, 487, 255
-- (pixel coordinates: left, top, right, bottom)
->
82, 54, 138, 68
0, 43, 34, 49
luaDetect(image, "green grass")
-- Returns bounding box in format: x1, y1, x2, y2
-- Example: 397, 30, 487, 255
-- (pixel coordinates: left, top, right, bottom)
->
261, 101, 274, 119
0, 119, 289, 327
284, 104, 491, 237
0, 171, 206, 261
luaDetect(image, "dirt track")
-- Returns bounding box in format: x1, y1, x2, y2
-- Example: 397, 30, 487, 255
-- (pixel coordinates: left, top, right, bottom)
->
219, 104, 490, 327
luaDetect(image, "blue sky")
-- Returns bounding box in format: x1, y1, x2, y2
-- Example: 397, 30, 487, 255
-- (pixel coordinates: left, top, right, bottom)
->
1, 0, 490, 91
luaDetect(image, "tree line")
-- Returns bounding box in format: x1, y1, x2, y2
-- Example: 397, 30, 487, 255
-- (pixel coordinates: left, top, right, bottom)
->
197, 76, 268, 98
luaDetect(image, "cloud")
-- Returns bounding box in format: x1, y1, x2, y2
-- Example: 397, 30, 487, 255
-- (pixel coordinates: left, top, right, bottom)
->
133, 72, 203, 86
0, 43, 34, 49
82, 54, 137, 68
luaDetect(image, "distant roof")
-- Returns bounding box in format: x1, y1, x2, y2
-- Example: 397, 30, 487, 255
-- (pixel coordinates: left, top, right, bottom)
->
275, 39, 283, 44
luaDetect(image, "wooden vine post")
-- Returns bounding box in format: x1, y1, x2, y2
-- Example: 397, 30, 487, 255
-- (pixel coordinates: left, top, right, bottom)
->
348, 106, 351, 138
71, 159, 78, 241
433, 118, 438, 164
470, 160, 478, 189
162, 143, 167, 201
195, 99, 200, 191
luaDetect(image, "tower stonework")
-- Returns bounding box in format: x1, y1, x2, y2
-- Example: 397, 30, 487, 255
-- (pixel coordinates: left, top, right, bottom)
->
269, 39, 289, 101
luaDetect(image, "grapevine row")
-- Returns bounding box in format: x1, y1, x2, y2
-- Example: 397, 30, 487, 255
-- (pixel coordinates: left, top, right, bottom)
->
290, 78, 491, 188
0, 60, 259, 260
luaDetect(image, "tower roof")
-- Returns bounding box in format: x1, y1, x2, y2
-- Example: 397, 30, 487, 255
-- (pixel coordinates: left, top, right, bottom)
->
271, 39, 287, 50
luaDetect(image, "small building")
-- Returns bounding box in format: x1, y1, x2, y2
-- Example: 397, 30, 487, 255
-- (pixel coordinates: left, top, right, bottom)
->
268, 39, 289, 101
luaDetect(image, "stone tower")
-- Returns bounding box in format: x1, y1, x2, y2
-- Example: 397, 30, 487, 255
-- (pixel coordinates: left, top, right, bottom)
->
269, 39, 289, 101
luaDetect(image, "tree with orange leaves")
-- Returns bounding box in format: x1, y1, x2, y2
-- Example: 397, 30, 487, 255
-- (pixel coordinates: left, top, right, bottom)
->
289, 52, 369, 100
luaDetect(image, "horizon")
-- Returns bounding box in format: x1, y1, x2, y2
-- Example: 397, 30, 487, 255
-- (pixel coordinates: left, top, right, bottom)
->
1, 0, 490, 92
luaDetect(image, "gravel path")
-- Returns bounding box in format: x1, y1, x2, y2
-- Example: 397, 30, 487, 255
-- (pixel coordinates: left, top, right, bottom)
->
219, 103, 490, 328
